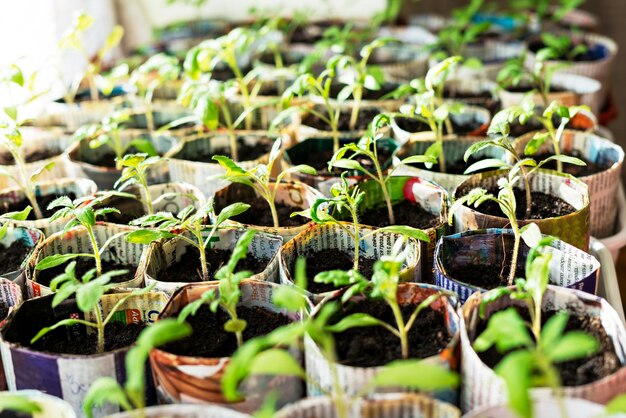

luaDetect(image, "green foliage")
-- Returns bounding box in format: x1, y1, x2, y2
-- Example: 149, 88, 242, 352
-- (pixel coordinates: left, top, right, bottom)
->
511, 0, 585, 23
115, 153, 164, 215
0, 206, 32, 241
431, 0, 490, 60
0, 393, 42, 414
539, 33, 588, 62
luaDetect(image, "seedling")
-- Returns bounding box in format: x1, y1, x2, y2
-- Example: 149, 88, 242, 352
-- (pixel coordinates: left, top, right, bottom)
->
328, 114, 436, 225
129, 53, 181, 133
538, 33, 588, 62
511, 0, 586, 23
222, 257, 459, 418
58, 11, 124, 102
34, 194, 124, 277
74, 110, 157, 171
0, 207, 32, 239
115, 153, 164, 215
175, 229, 257, 347
30, 262, 154, 354
391, 56, 465, 173
473, 238, 599, 418
0, 393, 42, 415
126, 199, 250, 282
213, 136, 316, 228
83, 319, 192, 418
297, 173, 429, 271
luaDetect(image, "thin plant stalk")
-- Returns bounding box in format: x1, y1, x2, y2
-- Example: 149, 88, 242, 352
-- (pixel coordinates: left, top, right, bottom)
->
86, 225, 103, 277
221, 99, 239, 162
13, 150, 44, 219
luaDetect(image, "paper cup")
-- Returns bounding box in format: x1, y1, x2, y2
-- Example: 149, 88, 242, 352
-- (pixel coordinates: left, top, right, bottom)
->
463, 396, 606, 418
106, 403, 250, 418
45, 100, 118, 132
369, 44, 430, 82
434, 228, 600, 303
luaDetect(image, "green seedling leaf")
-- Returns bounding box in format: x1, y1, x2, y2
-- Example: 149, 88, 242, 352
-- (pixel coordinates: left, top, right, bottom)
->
545, 331, 599, 362
325, 313, 385, 333
225, 318, 247, 333
35, 253, 93, 270
126, 229, 177, 244
247, 349, 306, 379
83, 377, 131, 418
373, 359, 459, 391
0, 394, 42, 414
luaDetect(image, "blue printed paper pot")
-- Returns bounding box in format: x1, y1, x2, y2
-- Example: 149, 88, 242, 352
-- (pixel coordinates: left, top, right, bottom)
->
434, 229, 600, 304
0, 292, 168, 417
304, 283, 460, 403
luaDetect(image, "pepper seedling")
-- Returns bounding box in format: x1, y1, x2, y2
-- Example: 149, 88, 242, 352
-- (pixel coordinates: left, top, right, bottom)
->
83, 319, 192, 418
512, 0, 586, 25
34, 194, 124, 277
175, 229, 257, 348
74, 110, 157, 171
297, 173, 429, 271
129, 53, 181, 134
213, 136, 316, 228
538, 33, 588, 62
221, 257, 459, 418
126, 199, 250, 282
391, 56, 465, 173
114, 153, 164, 216
58, 11, 124, 103
473, 237, 599, 418
329, 114, 436, 225
30, 262, 155, 354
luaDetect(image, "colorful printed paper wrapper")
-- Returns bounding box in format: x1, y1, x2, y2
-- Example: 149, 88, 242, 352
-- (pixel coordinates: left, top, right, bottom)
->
279, 223, 420, 303
284, 136, 398, 197
149, 280, 303, 413
513, 130, 624, 239
452, 169, 590, 250
212, 181, 321, 242
142, 228, 282, 296
0, 178, 97, 237
275, 393, 460, 418
434, 228, 600, 304
351, 176, 447, 283
0, 278, 24, 391
27, 223, 147, 298
166, 131, 275, 197
0, 226, 44, 283
0, 291, 168, 417
305, 283, 459, 403
460, 285, 626, 413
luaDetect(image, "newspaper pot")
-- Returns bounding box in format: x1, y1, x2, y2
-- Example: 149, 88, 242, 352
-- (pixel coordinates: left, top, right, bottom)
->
27, 223, 146, 298
0, 291, 168, 417
463, 396, 606, 418
152, 79, 185, 101
107, 403, 250, 418
0, 390, 77, 418
444, 78, 499, 115
120, 100, 196, 134
283, 136, 399, 197
390, 106, 491, 145
0, 226, 44, 283
377, 25, 437, 46
149, 280, 303, 412
351, 176, 447, 283
0, 278, 23, 391
212, 181, 321, 242
294, 104, 386, 142
85, 182, 205, 226
526, 32, 618, 104
434, 228, 600, 304
498, 73, 603, 116
305, 283, 459, 403
0, 178, 97, 236
513, 130, 624, 239
44, 96, 120, 131
279, 223, 420, 303
66, 130, 176, 190
0, 126, 72, 190
453, 169, 590, 250
460, 285, 626, 412
142, 228, 282, 296
166, 131, 275, 197
275, 393, 461, 418
368, 43, 430, 82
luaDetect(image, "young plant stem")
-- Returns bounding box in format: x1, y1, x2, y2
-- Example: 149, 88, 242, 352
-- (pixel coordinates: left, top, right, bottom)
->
268, 184, 282, 228
145, 87, 156, 134
521, 167, 533, 218
373, 146, 395, 225
221, 101, 239, 162
349, 85, 363, 132
351, 208, 360, 271
225, 306, 244, 347
326, 345, 349, 418
14, 150, 44, 219
113, 131, 124, 171
508, 220, 521, 286
544, 118, 563, 173
390, 301, 409, 359
87, 72, 99, 102
86, 225, 103, 277
93, 303, 105, 354
231, 63, 252, 131
139, 180, 154, 215
193, 228, 209, 281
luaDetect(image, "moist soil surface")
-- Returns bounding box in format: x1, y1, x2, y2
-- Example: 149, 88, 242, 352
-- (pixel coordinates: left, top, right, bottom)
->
332, 299, 451, 367
359, 200, 440, 229
532, 151, 612, 178
476, 306, 621, 386
296, 248, 376, 294
0, 149, 60, 165
0, 240, 32, 275
96, 196, 145, 225
163, 305, 290, 357
81, 146, 151, 168
157, 248, 269, 283
29, 321, 145, 355
304, 107, 382, 132
395, 115, 484, 136
36, 257, 137, 288
0, 193, 77, 220
443, 89, 500, 115
216, 196, 308, 227
457, 186, 576, 220
0, 304, 9, 321
180, 138, 272, 163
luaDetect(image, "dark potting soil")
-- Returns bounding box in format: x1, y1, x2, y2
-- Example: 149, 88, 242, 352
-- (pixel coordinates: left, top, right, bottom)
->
36, 257, 137, 288
0, 148, 60, 165
304, 107, 382, 132
0, 193, 77, 220
216, 195, 308, 227
0, 304, 9, 322
29, 321, 146, 355
476, 306, 621, 386
305, 142, 393, 176
532, 151, 612, 178
182, 138, 272, 163
296, 248, 376, 294
157, 247, 269, 283
359, 200, 440, 229
443, 89, 501, 115
164, 305, 290, 357
0, 411, 32, 418
328, 83, 400, 101
407, 154, 489, 175
395, 115, 483, 136
0, 240, 31, 274
332, 299, 451, 367
94, 195, 145, 225
528, 40, 603, 62
83, 146, 149, 168
457, 186, 576, 220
